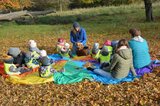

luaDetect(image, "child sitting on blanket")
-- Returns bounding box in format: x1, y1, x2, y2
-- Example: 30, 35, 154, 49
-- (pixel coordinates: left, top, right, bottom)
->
25, 52, 40, 69
7, 47, 26, 67
59, 43, 72, 58
93, 39, 137, 79
91, 43, 101, 59
98, 40, 113, 67
39, 50, 54, 64
99, 46, 113, 69
4, 55, 31, 75
28, 40, 40, 59
56, 38, 66, 53
39, 56, 56, 78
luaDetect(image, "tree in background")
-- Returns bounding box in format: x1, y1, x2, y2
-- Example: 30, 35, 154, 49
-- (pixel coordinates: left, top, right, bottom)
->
69, 0, 142, 8
30, 0, 70, 11
0, 0, 31, 11
144, 0, 154, 21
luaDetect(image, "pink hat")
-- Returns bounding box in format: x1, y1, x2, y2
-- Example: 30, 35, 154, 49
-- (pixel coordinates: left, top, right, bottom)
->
58, 38, 65, 43
104, 40, 111, 46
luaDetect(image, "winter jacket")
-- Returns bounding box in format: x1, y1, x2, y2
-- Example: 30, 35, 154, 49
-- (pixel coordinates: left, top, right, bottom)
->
107, 48, 137, 79
70, 28, 87, 45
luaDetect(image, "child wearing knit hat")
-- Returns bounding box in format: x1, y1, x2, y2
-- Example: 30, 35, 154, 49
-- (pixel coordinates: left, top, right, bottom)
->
56, 38, 66, 53
39, 50, 54, 65
59, 43, 72, 58
28, 40, 40, 53
56, 38, 72, 58
28, 40, 40, 59
39, 56, 56, 78
4, 55, 31, 75
91, 43, 101, 59
98, 45, 113, 69
25, 52, 40, 69
7, 47, 26, 67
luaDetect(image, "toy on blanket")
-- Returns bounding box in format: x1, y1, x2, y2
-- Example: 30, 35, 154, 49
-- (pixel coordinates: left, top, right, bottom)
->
76, 42, 90, 56
3, 55, 31, 75
39, 56, 56, 78
91, 43, 101, 59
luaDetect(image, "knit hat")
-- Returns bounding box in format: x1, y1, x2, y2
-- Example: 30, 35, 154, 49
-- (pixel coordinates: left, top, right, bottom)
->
58, 38, 65, 43
101, 46, 109, 56
28, 40, 36, 44
65, 43, 70, 49
29, 42, 37, 48
92, 43, 99, 54
41, 57, 51, 66
111, 40, 119, 47
104, 40, 111, 46
73, 22, 80, 28
3, 55, 14, 63
40, 50, 47, 57
8, 47, 21, 58
93, 43, 99, 49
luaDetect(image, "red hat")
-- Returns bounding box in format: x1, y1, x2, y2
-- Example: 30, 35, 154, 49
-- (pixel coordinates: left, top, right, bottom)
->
58, 38, 65, 43
104, 40, 111, 46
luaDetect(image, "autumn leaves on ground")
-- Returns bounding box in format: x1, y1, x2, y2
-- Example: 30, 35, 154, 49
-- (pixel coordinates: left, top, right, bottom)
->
0, 3, 160, 106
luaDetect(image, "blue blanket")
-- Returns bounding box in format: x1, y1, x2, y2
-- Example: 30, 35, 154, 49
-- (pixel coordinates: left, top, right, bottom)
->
48, 54, 160, 84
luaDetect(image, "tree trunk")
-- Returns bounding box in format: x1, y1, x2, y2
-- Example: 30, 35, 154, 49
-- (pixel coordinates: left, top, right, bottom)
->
0, 10, 56, 21
59, 0, 63, 12
144, 0, 154, 21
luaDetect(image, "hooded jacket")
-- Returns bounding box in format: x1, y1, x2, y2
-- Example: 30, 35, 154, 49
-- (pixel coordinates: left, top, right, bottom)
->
108, 48, 137, 79
70, 28, 87, 45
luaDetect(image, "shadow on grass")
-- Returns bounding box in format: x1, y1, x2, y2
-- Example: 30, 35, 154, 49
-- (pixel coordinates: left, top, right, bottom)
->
15, 11, 136, 25
15, 14, 98, 25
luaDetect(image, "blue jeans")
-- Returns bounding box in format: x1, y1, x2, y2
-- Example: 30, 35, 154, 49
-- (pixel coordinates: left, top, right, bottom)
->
93, 69, 113, 79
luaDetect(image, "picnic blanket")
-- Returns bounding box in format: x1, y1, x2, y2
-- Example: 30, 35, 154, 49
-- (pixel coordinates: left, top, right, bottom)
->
50, 54, 160, 85
53, 61, 93, 84
0, 54, 160, 85
0, 62, 53, 84
89, 61, 160, 84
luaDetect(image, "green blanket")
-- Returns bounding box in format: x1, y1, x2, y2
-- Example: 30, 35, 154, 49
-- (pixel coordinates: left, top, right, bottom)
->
53, 61, 93, 84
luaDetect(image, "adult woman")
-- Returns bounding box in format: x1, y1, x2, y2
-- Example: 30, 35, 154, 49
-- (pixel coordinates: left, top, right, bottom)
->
129, 28, 151, 69
93, 39, 137, 79
70, 22, 87, 55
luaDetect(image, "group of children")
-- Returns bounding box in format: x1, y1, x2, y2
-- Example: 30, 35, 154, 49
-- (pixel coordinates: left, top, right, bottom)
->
4, 40, 56, 78
3, 28, 151, 80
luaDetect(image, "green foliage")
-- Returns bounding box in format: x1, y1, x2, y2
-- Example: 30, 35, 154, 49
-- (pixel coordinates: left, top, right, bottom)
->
29, 0, 70, 11
69, 0, 143, 8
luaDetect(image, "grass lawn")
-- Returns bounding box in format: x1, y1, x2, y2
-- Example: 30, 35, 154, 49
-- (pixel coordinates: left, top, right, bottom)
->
0, 2, 160, 105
